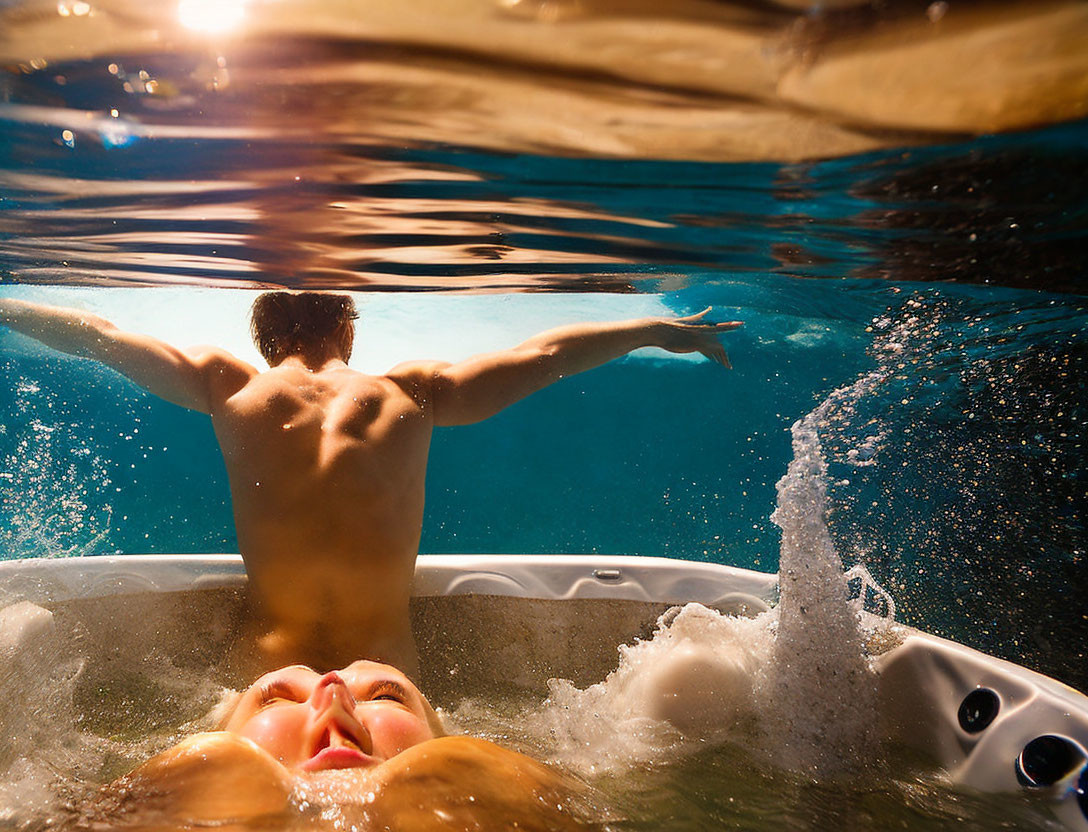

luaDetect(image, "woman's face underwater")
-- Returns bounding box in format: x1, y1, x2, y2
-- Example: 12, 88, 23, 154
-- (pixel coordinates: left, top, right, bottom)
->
224, 660, 437, 772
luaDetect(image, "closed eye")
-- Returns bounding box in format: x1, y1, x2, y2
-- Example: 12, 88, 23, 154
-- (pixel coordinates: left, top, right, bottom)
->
367, 680, 409, 703
258, 679, 301, 706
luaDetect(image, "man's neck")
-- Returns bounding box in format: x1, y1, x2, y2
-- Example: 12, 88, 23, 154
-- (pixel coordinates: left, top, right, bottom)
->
274, 354, 349, 373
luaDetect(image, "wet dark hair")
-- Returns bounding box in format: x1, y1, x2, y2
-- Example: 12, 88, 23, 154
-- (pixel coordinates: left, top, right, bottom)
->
249, 291, 358, 365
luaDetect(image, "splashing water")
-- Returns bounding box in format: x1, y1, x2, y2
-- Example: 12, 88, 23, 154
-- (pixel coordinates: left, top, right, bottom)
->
0, 375, 114, 559
817, 292, 1087, 688
768, 401, 879, 775
528, 350, 900, 780
0, 597, 230, 829
528, 603, 775, 777
761, 316, 919, 773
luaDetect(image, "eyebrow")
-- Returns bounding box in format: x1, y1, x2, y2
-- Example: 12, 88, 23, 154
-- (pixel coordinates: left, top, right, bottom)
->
258, 678, 303, 701
364, 678, 411, 701
251, 667, 315, 699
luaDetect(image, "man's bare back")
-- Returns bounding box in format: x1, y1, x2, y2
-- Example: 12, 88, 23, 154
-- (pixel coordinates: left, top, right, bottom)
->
213, 358, 437, 672
1, 292, 741, 674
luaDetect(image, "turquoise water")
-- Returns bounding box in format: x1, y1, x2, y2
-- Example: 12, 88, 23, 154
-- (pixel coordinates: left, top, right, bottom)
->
3, 124, 1085, 694
1, 0, 1086, 703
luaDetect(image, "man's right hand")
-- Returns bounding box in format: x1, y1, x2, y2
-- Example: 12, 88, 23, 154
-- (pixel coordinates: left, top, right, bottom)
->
651, 307, 743, 368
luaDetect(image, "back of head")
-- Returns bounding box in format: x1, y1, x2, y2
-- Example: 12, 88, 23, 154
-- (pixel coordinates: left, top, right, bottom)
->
250, 291, 358, 366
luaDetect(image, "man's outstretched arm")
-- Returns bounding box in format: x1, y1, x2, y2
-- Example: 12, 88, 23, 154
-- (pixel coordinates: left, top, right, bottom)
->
0, 298, 254, 413
398, 308, 741, 426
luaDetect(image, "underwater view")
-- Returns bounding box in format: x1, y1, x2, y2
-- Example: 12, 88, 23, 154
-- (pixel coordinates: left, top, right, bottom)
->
1, 0, 1087, 829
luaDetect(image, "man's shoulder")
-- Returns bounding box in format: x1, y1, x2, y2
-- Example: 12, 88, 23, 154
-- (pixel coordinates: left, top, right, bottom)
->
384, 360, 451, 388
184, 346, 258, 403
186, 345, 258, 375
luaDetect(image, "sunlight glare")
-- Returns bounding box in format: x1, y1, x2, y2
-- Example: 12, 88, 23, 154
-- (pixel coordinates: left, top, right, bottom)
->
178, 0, 247, 33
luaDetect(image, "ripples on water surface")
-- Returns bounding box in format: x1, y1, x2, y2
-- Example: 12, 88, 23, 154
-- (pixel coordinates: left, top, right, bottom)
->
3, 0, 1087, 290
1, 0, 1087, 827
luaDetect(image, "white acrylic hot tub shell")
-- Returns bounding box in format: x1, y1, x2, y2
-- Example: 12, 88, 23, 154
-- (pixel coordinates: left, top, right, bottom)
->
0, 553, 777, 607
1, 553, 1086, 830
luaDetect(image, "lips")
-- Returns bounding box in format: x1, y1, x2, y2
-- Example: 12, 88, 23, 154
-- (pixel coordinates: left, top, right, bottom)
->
300, 744, 375, 772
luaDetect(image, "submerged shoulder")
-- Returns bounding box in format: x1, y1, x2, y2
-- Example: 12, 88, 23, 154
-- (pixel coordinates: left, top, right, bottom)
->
365, 736, 588, 831
372, 736, 577, 802
93, 732, 291, 826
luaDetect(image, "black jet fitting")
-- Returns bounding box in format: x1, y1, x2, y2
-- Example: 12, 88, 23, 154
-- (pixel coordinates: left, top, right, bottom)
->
958, 687, 1000, 734
1015, 735, 1086, 788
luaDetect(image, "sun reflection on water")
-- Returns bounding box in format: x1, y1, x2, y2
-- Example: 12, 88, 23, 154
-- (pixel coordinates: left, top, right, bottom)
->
177, 0, 247, 33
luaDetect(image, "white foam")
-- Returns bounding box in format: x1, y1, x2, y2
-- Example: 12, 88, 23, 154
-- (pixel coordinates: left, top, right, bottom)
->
527, 603, 775, 776
0, 601, 88, 827
0, 598, 232, 828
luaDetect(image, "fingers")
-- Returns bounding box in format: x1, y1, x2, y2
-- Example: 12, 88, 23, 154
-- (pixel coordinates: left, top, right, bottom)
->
673, 307, 711, 324
700, 346, 732, 369
672, 307, 743, 331
665, 308, 741, 369
678, 320, 743, 332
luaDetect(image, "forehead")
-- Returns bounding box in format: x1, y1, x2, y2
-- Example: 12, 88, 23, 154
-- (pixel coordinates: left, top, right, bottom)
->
248, 661, 414, 691
340, 660, 414, 690
250, 664, 317, 688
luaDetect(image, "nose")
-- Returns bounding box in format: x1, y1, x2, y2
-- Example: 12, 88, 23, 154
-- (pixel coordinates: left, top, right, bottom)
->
310, 671, 356, 713
308, 672, 373, 756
